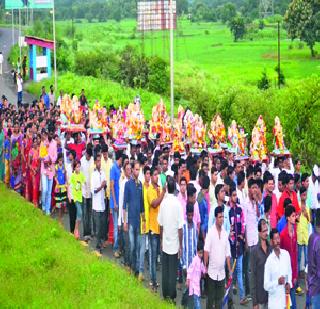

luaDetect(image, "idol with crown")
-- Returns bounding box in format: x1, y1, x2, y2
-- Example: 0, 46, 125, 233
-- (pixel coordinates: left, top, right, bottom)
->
250, 115, 267, 161
208, 114, 226, 150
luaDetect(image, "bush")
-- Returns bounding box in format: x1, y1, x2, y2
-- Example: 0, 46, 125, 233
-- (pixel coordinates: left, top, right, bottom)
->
257, 71, 270, 90
74, 51, 119, 81
72, 40, 78, 51
297, 42, 304, 49
259, 19, 265, 30
147, 56, 169, 95
204, 29, 210, 35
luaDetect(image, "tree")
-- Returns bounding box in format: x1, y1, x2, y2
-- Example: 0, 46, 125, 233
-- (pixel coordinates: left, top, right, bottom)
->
217, 3, 237, 24
229, 15, 246, 42
285, 0, 320, 57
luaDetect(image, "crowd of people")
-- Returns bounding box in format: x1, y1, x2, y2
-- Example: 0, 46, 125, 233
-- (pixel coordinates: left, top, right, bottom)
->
0, 89, 320, 309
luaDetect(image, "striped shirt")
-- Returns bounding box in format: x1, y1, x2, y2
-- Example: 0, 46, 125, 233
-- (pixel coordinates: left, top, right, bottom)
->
181, 221, 198, 270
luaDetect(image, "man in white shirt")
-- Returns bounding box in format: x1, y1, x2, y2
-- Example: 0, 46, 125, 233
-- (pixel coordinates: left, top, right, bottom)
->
264, 228, 292, 309
309, 165, 320, 225
204, 205, 232, 309
118, 162, 131, 267
209, 166, 218, 209
158, 176, 183, 301
0, 51, 3, 75
91, 154, 106, 254
17, 73, 23, 106
236, 171, 246, 207
80, 148, 94, 241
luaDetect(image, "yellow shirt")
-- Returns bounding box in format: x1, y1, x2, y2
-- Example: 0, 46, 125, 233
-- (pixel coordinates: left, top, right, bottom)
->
141, 182, 150, 234
148, 184, 160, 235
297, 208, 310, 245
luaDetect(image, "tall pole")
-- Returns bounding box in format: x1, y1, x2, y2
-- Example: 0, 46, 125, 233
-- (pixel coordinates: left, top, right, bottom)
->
52, 0, 58, 93
169, 0, 174, 123
11, 9, 14, 47
277, 21, 280, 89
19, 9, 22, 63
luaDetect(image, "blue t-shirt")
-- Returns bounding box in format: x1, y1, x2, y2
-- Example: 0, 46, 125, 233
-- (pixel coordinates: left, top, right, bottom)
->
277, 215, 287, 233
42, 93, 50, 109
56, 165, 66, 185
123, 178, 144, 229
110, 162, 121, 209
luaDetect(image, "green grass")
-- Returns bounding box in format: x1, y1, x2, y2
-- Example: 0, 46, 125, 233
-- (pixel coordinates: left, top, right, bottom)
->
56, 19, 320, 87
26, 72, 185, 118
0, 184, 171, 308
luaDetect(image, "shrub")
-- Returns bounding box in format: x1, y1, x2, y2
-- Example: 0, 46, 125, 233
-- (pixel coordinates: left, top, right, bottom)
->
257, 71, 270, 90
147, 56, 169, 95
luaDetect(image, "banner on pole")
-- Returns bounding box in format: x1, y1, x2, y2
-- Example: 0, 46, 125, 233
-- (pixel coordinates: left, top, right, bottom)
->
5, 0, 53, 9
137, 0, 176, 31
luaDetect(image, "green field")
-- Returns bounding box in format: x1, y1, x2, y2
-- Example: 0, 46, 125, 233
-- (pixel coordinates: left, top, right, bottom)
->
56, 19, 320, 87
0, 184, 170, 308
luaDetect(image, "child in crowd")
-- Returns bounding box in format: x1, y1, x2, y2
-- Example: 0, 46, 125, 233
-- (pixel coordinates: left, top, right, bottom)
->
55, 153, 68, 225
297, 186, 310, 292
186, 240, 206, 309
70, 160, 85, 239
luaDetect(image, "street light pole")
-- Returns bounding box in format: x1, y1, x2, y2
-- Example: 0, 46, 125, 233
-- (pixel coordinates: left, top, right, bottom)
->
19, 9, 22, 62
11, 10, 14, 47
169, 0, 174, 124
277, 21, 280, 89
52, 0, 58, 93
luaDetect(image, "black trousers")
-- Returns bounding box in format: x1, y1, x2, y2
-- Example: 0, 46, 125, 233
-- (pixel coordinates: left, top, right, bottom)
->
243, 246, 252, 296
82, 198, 92, 238
68, 200, 76, 233
162, 252, 178, 301
93, 210, 106, 250
105, 198, 109, 239
206, 277, 225, 309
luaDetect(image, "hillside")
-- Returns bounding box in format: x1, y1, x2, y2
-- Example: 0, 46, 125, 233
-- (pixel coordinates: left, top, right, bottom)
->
0, 184, 171, 308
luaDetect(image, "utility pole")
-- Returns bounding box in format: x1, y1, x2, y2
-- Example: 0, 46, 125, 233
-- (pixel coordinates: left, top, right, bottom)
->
52, 0, 58, 93
169, 0, 174, 123
19, 9, 22, 62
277, 21, 280, 89
12, 9, 14, 47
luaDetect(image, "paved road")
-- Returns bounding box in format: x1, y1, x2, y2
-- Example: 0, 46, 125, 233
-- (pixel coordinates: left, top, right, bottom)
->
0, 27, 35, 105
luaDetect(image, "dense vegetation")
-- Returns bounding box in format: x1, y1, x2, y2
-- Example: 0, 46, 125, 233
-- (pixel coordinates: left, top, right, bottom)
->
0, 184, 171, 308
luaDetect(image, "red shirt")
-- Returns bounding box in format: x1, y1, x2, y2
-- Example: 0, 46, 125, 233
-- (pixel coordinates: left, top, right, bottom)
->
280, 224, 298, 284
68, 142, 86, 161
277, 189, 300, 219
264, 191, 278, 229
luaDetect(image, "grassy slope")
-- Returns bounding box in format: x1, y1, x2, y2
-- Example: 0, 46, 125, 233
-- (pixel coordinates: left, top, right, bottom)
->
0, 184, 171, 308
25, 73, 184, 119
57, 19, 320, 86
